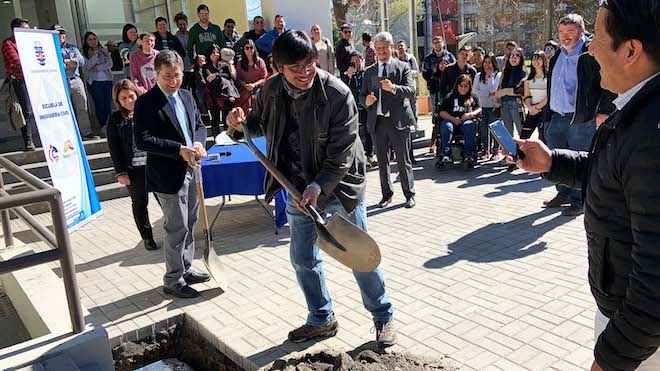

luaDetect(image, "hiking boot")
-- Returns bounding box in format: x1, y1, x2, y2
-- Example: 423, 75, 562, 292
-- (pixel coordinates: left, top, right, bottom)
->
287, 319, 338, 343
375, 320, 397, 347
543, 194, 570, 208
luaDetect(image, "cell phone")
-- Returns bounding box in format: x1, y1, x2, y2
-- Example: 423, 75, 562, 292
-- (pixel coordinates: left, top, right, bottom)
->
488, 120, 525, 160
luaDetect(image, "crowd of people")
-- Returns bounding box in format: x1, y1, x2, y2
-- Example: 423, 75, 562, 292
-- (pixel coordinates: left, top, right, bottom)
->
3, 2, 660, 370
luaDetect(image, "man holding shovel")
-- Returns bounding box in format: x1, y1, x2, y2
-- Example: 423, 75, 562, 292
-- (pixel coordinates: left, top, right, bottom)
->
134, 50, 211, 299
226, 30, 396, 346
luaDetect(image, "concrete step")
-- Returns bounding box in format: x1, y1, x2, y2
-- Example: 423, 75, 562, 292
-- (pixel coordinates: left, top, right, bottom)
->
3, 167, 117, 194
2, 153, 114, 185
1, 139, 109, 167
8, 182, 127, 216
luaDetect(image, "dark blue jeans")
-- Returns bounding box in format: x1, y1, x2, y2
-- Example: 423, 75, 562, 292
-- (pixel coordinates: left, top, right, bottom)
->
439, 120, 477, 158
480, 107, 497, 151
88, 80, 113, 127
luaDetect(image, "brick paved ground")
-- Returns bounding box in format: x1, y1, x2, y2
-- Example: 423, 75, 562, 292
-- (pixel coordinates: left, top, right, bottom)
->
2, 128, 596, 370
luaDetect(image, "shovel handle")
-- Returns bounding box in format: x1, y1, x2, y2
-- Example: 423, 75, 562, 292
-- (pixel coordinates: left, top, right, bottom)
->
237, 125, 326, 225
240, 126, 304, 202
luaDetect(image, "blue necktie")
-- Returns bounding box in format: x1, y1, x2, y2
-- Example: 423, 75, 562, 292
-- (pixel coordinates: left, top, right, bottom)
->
167, 95, 193, 147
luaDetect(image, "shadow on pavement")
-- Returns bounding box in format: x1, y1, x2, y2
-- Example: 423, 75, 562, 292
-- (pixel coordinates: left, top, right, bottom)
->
64, 199, 289, 275
85, 286, 224, 328
424, 208, 570, 269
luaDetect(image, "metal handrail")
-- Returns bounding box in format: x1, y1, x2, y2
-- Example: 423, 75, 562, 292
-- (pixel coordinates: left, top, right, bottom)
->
0, 155, 84, 334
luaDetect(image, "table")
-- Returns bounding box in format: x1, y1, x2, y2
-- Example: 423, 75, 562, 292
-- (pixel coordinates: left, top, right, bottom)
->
200, 137, 287, 233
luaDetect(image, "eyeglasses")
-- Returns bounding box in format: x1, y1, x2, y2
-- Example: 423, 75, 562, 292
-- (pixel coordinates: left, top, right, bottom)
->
511, 53, 522, 57
284, 61, 316, 74
244, 46, 254, 50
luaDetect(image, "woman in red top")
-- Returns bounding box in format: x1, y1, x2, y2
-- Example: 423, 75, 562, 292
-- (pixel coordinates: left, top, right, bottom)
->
235, 39, 267, 113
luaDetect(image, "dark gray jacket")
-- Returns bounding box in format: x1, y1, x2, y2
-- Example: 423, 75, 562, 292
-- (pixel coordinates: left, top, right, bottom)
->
228, 68, 366, 212
546, 74, 660, 371
360, 58, 416, 134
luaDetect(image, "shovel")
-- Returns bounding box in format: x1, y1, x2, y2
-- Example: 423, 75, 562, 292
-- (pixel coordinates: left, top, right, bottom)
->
194, 165, 229, 288
239, 128, 381, 272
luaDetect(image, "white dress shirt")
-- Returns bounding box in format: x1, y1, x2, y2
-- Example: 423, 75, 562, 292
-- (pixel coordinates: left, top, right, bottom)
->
612, 73, 659, 111
377, 57, 394, 117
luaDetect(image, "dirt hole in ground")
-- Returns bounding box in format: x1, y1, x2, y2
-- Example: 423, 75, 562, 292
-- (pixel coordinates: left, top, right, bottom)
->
269, 344, 459, 371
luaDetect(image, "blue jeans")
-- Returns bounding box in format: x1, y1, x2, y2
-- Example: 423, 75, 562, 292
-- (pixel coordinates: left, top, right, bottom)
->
545, 113, 597, 205
544, 112, 573, 201
566, 120, 596, 205
439, 120, 477, 157
500, 98, 523, 138
286, 196, 393, 326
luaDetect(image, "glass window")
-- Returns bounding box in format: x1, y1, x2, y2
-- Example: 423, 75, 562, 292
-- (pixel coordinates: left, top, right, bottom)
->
83, 0, 136, 42
132, 0, 168, 36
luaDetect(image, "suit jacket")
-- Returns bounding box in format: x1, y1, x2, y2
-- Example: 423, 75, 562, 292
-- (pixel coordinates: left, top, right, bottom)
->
134, 86, 207, 194
361, 58, 416, 133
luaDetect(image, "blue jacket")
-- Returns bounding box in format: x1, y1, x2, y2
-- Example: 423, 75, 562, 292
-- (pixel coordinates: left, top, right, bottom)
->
255, 29, 282, 55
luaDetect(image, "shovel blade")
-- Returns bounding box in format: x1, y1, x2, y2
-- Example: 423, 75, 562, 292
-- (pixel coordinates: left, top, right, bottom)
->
316, 213, 381, 272
202, 239, 229, 288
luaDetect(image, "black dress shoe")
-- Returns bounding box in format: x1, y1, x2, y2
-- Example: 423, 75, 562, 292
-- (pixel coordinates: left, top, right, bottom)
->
377, 195, 393, 208
543, 194, 570, 208
183, 271, 211, 285
143, 239, 160, 251
404, 197, 416, 209
163, 284, 200, 298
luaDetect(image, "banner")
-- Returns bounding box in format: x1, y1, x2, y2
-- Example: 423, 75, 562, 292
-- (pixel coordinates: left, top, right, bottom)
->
14, 29, 101, 231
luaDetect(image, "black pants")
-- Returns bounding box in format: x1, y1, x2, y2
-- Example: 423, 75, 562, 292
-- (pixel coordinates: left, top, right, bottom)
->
374, 116, 415, 199
11, 79, 34, 146
126, 166, 154, 241
359, 123, 374, 157
521, 112, 544, 140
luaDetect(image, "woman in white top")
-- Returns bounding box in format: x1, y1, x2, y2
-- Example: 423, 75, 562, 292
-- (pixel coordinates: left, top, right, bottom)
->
522, 51, 548, 140
310, 24, 336, 75
473, 53, 502, 159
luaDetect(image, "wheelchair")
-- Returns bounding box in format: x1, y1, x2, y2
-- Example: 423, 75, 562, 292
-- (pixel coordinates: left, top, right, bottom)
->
433, 118, 480, 171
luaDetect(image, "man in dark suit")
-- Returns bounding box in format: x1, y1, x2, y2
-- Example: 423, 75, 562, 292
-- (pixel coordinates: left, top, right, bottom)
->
361, 31, 417, 209
134, 50, 210, 299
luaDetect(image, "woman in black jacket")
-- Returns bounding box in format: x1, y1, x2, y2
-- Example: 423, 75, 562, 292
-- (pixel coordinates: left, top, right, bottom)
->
106, 79, 158, 251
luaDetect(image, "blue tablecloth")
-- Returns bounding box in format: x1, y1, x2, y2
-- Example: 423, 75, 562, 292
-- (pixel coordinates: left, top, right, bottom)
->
201, 137, 287, 228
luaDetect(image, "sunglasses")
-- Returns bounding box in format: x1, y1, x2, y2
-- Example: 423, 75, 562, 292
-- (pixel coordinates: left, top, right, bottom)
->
343, 30, 352, 34
244, 46, 254, 49
458, 83, 470, 88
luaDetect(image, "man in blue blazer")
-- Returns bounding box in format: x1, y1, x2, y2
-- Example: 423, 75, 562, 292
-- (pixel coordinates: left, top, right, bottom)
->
134, 50, 209, 298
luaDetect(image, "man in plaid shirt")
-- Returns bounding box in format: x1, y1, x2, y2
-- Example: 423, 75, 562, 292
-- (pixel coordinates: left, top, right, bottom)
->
2, 18, 35, 150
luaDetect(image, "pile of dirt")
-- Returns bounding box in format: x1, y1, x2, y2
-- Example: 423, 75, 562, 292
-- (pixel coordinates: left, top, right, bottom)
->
112, 323, 243, 371
269, 348, 459, 371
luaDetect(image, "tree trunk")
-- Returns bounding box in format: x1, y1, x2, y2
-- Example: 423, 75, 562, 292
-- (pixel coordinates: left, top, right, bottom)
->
332, 0, 351, 29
